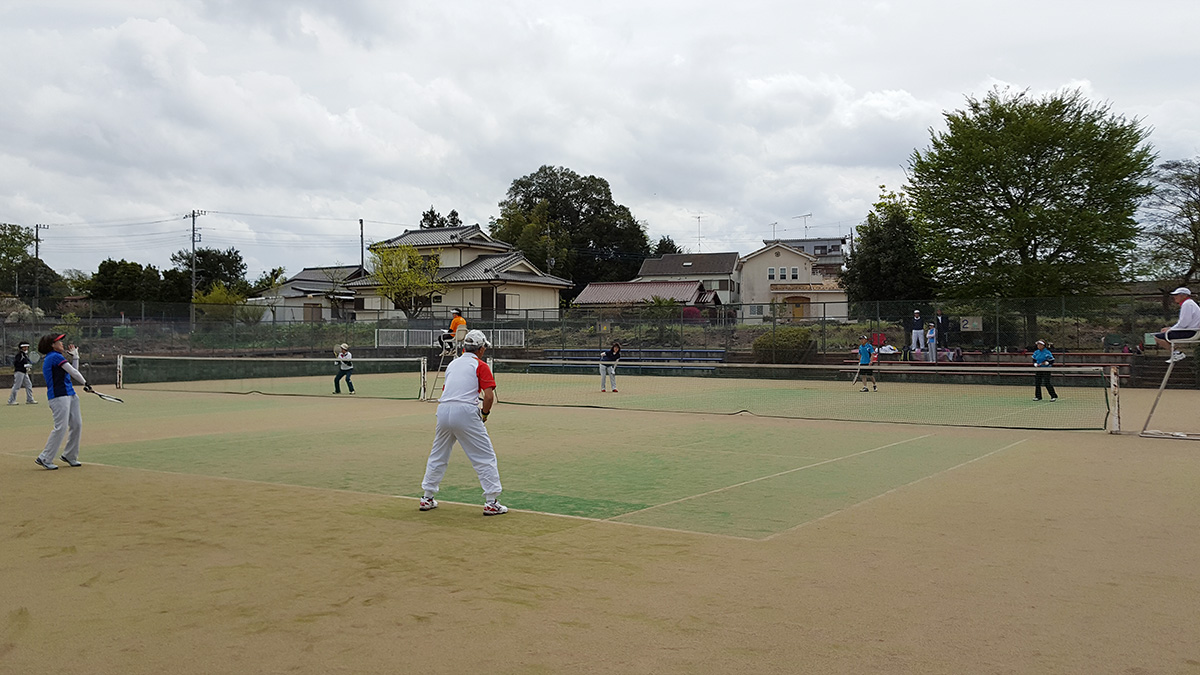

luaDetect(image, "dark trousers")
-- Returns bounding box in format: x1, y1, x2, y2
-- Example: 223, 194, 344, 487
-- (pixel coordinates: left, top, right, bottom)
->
1034, 371, 1056, 400
334, 368, 354, 393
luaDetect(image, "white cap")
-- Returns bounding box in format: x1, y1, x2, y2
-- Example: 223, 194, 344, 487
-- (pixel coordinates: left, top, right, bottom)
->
913, 309, 920, 314
1036, 339, 1046, 345
462, 329, 491, 349
1172, 287, 1192, 296
340, 343, 349, 350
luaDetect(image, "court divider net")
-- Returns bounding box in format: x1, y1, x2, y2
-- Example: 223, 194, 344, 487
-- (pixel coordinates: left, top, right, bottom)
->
488, 359, 1113, 431
117, 355, 427, 400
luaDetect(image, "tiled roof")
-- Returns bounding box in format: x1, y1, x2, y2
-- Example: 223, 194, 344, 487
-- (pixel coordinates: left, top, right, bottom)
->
637, 252, 739, 276
574, 280, 707, 305
373, 225, 513, 251
285, 265, 364, 283
346, 252, 572, 289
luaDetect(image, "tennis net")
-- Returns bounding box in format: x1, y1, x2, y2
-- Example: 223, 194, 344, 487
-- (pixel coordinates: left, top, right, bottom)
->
489, 359, 1115, 431
118, 355, 427, 399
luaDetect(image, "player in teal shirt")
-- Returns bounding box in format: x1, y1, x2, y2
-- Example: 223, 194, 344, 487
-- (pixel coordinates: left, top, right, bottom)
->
1031, 339, 1057, 402
856, 335, 877, 392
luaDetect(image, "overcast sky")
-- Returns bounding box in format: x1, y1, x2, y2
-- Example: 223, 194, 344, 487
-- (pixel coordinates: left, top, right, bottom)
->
2, 0, 1198, 283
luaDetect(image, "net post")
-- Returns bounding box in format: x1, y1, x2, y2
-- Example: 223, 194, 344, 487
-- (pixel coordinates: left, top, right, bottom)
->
374, 328, 380, 349
1108, 365, 1120, 434
116, 354, 124, 389
419, 356, 427, 401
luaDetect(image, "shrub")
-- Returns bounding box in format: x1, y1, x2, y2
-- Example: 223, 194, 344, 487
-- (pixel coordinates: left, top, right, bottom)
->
751, 326, 814, 363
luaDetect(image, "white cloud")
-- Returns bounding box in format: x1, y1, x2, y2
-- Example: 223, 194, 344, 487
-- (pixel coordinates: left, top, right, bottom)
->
1, 0, 1198, 281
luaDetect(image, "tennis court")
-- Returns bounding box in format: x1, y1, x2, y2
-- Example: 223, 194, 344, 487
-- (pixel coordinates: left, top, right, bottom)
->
3, 378, 1200, 674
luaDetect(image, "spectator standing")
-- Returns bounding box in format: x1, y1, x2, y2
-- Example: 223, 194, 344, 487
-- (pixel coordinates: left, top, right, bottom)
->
935, 309, 950, 348
909, 310, 927, 353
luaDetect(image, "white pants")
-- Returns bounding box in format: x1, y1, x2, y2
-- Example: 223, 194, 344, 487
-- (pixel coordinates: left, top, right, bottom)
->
9, 371, 36, 403
600, 364, 616, 390
421, 402, 502, 500
39, 395, 82, 465
911, 329, 927, 352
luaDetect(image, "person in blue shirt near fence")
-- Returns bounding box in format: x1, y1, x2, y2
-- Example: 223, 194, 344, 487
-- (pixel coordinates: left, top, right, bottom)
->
1031, 339, 1057, 402
856, 335, 877, 392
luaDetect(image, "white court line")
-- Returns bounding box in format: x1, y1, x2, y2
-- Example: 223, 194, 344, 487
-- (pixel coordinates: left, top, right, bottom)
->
611, 434, 934, 520
762, 437, 1029, 541
0, 449, 760, 541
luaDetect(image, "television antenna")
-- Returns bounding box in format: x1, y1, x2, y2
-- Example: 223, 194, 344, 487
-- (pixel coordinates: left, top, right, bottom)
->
792, 213, 813, 238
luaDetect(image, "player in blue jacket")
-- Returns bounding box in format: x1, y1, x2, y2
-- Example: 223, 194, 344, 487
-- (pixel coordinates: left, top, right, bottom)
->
855, 335, 877, 392
35, 333, 89, 469
1031, 339, 1057, 402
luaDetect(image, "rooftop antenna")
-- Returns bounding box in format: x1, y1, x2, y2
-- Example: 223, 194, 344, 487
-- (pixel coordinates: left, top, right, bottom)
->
696, 214, 703, 252
769, 222, 779, 240
793, 213, 813, 238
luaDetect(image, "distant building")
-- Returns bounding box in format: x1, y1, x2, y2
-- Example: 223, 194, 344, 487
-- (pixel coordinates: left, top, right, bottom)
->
573, 280, 721, 307
739, 242, 847, 322
766, 237, 848, 279
632, 252, 741, 304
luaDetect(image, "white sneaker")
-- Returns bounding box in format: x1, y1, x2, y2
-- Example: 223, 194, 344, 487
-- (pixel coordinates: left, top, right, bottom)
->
419, 496, 438, 511
483, 500, 508, 516
1166, 350, 1187, 364
860, 386, 869, 392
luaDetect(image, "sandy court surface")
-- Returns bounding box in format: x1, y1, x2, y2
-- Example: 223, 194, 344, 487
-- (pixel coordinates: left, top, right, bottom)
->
2, 387, 1200, 674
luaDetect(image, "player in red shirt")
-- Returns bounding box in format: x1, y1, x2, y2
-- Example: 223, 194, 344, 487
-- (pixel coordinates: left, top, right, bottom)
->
419, 329, 507, 515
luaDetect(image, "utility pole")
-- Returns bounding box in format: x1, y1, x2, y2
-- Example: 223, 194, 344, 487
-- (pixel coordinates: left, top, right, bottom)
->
189, 210, 206, 332
359, 218, 365, 270
33, 223, 48, 312
696, 215, 702, 252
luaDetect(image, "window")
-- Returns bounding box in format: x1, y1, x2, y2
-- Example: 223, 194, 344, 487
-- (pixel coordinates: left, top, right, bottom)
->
791, 267, 798, 280
354, 298, 365, 311
814, 246, 827, 255
717, 279, 729, 291
768, 267, 775, 280
796, 246, 805, 252
830, 244, 840, 252
749, 305, 764, 316
432, 295, 443, 304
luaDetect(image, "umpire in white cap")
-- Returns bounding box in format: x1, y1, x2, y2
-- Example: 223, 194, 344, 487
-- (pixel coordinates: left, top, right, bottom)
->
1155, 287, 1200, 363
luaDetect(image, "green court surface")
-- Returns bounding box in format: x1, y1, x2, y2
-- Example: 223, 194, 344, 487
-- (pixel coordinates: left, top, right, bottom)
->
3, 388, 1036, 539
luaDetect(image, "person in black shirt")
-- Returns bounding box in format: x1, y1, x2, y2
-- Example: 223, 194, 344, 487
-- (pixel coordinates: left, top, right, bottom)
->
600, 342, 621, 392
7, 341, 38, 405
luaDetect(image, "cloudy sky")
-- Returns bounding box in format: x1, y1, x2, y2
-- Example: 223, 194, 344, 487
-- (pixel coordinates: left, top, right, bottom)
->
2, 0, 1198, 284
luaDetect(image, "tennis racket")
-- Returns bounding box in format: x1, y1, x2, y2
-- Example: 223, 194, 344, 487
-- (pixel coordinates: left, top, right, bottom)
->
84, 385, 124, 403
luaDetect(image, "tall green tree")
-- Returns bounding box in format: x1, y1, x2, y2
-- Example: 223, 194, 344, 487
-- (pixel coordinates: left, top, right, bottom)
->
419, 207, 463, 229
652, 235, 684, 256
841, 189, 937, 304
0, 223, 35, 296
169, 246, 250, 296
908, 87, 1155, 337
1140, 157, 1200, 290
490, 165, 651, 298
367, 244, 446, 318
89, 259, 163, 302
491, 199, 572, 277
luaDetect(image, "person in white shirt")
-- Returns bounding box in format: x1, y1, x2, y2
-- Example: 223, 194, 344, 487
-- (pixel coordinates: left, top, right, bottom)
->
1155, 287, 1200, 363
418, 329, 507, 516
333, 343, 355, 394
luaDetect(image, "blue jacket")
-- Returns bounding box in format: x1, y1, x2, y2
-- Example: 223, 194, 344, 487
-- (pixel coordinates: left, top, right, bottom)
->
1032, 348, 1055, 367
43, 352, 76, 399
858, 343, 875, 366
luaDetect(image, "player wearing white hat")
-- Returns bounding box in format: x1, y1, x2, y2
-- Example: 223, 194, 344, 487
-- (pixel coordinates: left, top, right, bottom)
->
418, 329, 507, 515
8, 340, 38, 405
1154, 287, 1200, 363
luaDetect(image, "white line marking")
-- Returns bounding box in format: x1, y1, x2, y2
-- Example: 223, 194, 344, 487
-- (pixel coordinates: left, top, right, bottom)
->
612, 434, 934, 520
761, 437, 1029, 541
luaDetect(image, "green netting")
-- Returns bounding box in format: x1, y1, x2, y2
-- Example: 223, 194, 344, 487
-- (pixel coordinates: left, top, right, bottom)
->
490, 359, 1112, 431
118, 355, 426, 399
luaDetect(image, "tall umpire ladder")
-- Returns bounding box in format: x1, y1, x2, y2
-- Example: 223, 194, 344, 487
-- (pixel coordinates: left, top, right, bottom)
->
426, 325, 468, 400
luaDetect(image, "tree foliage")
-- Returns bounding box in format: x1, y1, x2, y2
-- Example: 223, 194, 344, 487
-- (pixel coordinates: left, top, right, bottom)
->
652, 235, 684, 256
368, 244, 446, 318
1140, 157, 1200, 289
908, 88, 1155, 305
490, 199, 571, 277
840, 189, 937, 303
419, 207, 463, 229
89, 259, 164, 302
490, 165, 651, 298
169, 246, 250, 296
